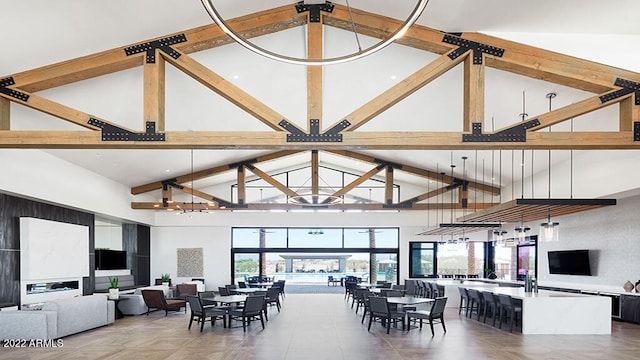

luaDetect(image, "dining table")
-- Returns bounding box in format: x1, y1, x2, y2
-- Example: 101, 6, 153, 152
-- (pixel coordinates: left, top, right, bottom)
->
357, 283, 384, 289
204, 294, 248, 306
247, 282, 273, 288
370, 288, 406, 295
385, 296, 434, 306
232, 288, 267, 294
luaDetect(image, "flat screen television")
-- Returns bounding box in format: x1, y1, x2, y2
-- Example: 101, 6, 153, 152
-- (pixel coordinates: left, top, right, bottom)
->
547, 249, 592, 276
95, 249, 127, 270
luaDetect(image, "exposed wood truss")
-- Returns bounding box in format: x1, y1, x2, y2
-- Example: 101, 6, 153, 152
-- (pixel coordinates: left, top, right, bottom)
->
0, 4, 638, 150
131, 149, 500, 211
1, 3, 639, 213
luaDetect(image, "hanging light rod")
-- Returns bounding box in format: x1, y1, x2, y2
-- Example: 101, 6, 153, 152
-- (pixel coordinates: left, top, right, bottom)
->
201, 0, 430, 66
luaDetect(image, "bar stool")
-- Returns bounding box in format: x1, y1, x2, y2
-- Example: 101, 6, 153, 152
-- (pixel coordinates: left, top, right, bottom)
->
457, 287, 469, 315
498, 294, 522, 332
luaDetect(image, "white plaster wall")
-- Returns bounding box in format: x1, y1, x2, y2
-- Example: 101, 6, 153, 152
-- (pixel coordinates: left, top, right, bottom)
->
151, 226, 231, 291
0, 149, 153, 225
537, 194, 640, 290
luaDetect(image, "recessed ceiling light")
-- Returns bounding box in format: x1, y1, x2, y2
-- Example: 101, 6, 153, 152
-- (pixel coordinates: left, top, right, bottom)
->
165, 169, 171, 173
233, 75, 239, 79
390, 75, 397, 80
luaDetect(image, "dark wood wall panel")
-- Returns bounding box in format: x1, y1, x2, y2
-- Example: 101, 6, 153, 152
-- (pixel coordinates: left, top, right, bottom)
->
0, 193, 95, 306
122, 223, 151, 287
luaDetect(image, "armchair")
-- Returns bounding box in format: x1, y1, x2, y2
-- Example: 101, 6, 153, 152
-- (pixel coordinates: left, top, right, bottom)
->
174, 284, 198, 300
141, 289, 186, 316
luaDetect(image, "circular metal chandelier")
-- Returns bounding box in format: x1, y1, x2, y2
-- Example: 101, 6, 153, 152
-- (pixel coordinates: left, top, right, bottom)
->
201, 0, 430, 66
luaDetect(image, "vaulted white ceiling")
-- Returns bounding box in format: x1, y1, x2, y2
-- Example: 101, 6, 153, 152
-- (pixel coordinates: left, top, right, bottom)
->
2, 0, 640, 208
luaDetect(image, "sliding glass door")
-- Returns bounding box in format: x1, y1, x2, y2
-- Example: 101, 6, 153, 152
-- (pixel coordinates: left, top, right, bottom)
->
231, 227, 399, 285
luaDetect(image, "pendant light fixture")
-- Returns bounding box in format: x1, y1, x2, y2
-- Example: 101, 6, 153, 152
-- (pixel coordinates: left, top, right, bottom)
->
514, 214, 530, 244
540, 92, 560, 242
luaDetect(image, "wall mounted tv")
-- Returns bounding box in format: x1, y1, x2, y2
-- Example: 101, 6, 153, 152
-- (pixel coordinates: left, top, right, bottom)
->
95, 249, 127, 270
547, 249, 592, 276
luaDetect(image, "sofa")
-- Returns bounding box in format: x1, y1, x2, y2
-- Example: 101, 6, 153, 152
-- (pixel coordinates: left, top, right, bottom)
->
0, 295, 115, 340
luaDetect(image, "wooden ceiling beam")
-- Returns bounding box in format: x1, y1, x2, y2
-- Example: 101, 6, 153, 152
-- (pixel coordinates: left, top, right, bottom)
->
131, 201, 498, 211
523, 91, 631, 132
0, 89, 123, 131
162, 50, 296, 132
143, 54, 165, 131
400, 186, 454, 206
244, 163, 303, 199
307, 18, 323, 128
324, 5, 454, 54
0, 98, 8, 130
326, 150, 500, 195
463, 32, 640, 93
327, 164, 386, 200
2, 130, 639, 150
620, 96, 640, 132
325, 5, 640, 92
464, 57, 484, 132
7, 5, 304, 92
131, 150, 302, 194
237, 165, 246, 205
334, 50, 466, 132
384, 165, 394, 205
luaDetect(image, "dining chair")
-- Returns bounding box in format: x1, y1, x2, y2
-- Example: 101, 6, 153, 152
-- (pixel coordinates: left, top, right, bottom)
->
367, 296, 405, 334
457, 287, 469, 315
406, 297, 448, 336
265, 286, 281, 312
198, 290, 218, 307
275, 280, 286, 299
360, 292, 375, 324
498, 294, 522, 332
218, 286, 230, 296
238, 281, 247, 288
229, 295, 265, 332
186, 295, 227, 332
380, 290, 403, 298
352, 288, 369, 312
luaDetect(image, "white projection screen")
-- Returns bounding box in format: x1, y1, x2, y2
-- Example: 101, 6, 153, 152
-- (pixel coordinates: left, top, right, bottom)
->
20, 217, 90, 280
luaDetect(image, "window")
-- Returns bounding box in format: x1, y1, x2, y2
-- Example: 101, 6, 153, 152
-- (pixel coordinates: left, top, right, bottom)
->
409, 242, 435, 278
436, 242, 485, 277
231, 227, 399, 284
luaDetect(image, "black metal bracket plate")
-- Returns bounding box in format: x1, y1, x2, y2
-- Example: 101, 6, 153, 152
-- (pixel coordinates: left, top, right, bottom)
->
88, 118, 166, 141
462, 119, 541, 142
295, 1, 334, 22
0, 76, 29, 102
280, 119, 350, 142
442, 33, 505, 64
124, 34, 187, 63
635, 122, 640, 142
600, 78, 640, 105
